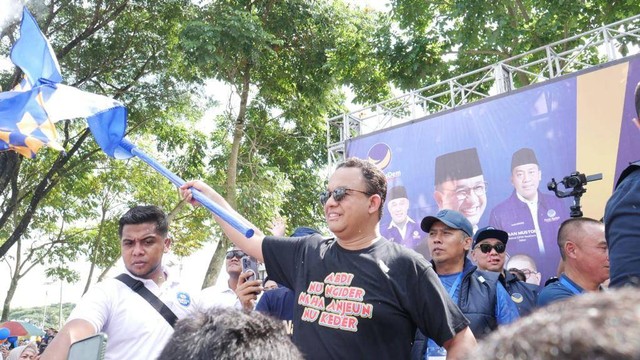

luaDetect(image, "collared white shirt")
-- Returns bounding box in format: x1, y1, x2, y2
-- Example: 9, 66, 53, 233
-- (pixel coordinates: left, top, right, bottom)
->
517, 192, 545, 254
199, 283, 242, 309
387, 217, 416, 240
66, 267, 198, 360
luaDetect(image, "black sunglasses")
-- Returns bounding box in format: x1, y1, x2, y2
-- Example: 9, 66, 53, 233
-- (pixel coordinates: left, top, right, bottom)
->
319, 186, 373, 206
478, 243, 506, 254
225, 250, 246, 259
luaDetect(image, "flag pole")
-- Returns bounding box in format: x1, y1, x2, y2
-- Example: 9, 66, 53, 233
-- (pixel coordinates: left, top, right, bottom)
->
119, 139, 255, 238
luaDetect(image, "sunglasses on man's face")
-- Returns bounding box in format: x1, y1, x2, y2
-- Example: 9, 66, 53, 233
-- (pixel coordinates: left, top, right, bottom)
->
319, 186, 373, 206
477, 243, 506, 254
225, 250, 246, 259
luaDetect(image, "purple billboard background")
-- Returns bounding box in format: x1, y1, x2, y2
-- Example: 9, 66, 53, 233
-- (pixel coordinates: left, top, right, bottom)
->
346, 55, 640, 285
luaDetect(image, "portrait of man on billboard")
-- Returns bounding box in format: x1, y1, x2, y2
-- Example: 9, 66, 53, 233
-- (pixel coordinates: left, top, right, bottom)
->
489, 147, 568, 285
433, 148, 487, 234
380, 185, 424, 249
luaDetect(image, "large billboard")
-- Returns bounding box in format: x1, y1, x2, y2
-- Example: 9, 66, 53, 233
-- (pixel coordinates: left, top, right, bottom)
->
347, 54, 640, 285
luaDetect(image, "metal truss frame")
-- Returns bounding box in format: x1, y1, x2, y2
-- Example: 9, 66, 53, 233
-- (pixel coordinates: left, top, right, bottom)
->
327, 14, 640, 166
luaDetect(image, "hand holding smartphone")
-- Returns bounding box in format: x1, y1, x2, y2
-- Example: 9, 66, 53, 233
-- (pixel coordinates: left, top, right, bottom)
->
67, 333, 107, 360
241, 255, 259, 281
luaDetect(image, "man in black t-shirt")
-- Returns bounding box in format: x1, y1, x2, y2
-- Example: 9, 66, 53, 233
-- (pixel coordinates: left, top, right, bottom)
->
181, 158, 477, 359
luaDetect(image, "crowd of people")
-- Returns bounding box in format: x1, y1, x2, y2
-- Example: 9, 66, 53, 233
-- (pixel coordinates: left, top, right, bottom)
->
0, 327, 57, 360
8, 83, 638, 359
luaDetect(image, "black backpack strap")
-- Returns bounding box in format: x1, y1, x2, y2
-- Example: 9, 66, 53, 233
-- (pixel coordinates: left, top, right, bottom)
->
115, 273, 178, 328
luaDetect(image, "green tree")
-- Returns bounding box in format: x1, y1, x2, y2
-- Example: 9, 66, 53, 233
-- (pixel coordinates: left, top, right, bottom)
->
180, 0, 358, 286
0, 1, 216, 317
386, 0, 640, 94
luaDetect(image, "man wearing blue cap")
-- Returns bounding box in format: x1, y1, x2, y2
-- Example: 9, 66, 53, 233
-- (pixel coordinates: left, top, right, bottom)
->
489, 147, 568, 286
471, 226, 538, 316
411, 210, 519, 360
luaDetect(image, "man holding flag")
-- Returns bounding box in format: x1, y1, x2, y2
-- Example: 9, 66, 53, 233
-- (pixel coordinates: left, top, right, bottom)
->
181, 157, 477, 360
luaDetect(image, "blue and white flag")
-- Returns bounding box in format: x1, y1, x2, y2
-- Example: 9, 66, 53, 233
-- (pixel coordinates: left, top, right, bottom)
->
0, 7, 128, 158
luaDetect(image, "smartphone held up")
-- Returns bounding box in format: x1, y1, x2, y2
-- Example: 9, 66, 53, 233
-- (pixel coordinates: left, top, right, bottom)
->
241, 255, 259, 281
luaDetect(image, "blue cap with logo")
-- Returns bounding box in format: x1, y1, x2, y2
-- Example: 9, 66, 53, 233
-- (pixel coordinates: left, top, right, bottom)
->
421, 209, 473, 237
472, 226, 509, 247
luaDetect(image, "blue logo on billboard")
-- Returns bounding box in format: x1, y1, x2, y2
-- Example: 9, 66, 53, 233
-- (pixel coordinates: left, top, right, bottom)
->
367, 143, 392, 170
177, 292, 191, 306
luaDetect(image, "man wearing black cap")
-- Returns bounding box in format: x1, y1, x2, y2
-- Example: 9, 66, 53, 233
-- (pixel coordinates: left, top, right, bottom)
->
433, 148, 487, 234
471, 226, 538, 316
489, 147, 568, 286
604, 81, 640, 288
380, 185, 424, 249
411, 210, 519, 360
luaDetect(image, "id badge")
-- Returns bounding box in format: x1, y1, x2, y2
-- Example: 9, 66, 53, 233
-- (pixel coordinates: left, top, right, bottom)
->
426, 346, 447, 360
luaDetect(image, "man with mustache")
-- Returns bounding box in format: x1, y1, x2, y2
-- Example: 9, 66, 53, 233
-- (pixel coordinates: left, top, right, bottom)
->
41, 205, 198, 360
433, 148, 487, 235
537, 218, 609, 307
489, 148, 568, 285
181, 158, 476, 360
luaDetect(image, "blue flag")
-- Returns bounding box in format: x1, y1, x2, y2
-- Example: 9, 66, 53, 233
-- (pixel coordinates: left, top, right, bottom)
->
0, 7, 129, 158
10, 7, 62, 87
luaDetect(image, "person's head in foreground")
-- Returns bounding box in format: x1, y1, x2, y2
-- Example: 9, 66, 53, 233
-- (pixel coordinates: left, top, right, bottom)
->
157, 307, 303, 360
465, 288, 640, 360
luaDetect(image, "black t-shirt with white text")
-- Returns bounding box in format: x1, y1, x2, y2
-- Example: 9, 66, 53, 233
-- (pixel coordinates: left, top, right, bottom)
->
263, 235, 469, 360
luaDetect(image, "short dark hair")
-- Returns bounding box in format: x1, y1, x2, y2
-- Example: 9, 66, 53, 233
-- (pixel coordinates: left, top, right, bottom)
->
557, 217, 602, 260
118, 205, 169, 238
157, 308, 303, 360
465, 288, 640, 360
337, 157, 387, 219
508, 268, 527, 282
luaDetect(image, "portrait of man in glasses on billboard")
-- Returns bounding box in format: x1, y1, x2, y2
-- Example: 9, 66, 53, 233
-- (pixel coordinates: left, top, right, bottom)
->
433, 148, 487, 235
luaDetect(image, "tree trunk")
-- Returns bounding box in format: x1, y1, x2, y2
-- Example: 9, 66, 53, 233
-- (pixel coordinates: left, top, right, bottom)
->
0, 130, 91, 258
202, 65, 252, 287
1, 240, 22, 321
83, 260, 96, 295
201, 240, 227, 289
97, 258, 119, 282
84, 207, 107, 294
1, 276, 18, 322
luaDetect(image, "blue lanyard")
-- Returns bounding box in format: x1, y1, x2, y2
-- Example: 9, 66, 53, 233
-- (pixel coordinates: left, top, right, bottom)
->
447, 273, 464, 303
559, 274, 582, 295
425, 273, 463, 360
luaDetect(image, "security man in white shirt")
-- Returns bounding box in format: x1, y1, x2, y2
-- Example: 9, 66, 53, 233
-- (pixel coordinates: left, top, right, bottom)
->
41, 205, 198, 360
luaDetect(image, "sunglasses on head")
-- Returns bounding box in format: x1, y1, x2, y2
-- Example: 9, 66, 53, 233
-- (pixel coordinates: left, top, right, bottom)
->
319, 187, 373, 206
477, 243, 506, 254
225, 250, 246, 259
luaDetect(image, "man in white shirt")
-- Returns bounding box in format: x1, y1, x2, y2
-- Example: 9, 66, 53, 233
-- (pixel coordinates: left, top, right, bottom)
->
41, 205, 198, 360
380, 185, 424, 249
489, 148, 568, 285
200, 247, 262, 310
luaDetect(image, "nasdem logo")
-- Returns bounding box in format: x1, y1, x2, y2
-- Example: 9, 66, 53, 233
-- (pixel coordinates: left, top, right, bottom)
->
367, 143, 392, 170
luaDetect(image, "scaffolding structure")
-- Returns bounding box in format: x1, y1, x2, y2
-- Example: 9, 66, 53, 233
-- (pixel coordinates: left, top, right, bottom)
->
327, 14, 640, 166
